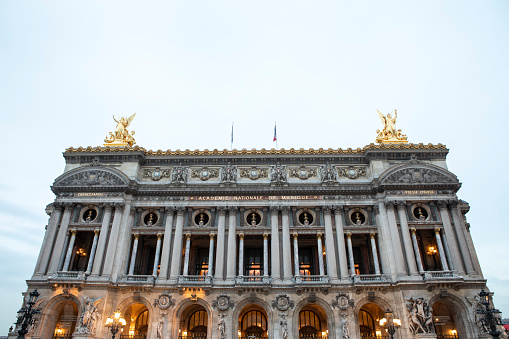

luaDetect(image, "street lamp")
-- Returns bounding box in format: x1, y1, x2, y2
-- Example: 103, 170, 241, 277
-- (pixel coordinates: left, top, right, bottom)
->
105, 309, 127, 339
477, 289, 502, 339
15, 289, 40, 339
379, 309, 401, 339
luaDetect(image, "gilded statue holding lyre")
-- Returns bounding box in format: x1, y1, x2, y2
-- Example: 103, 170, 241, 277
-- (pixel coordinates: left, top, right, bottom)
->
376, 109, 408, 144
104, 113, 136, 147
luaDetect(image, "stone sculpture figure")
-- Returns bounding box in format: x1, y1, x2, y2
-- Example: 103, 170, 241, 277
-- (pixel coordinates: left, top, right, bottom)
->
76, 298, 100, 334
405, 297, 434, 334
218, 314, 226, 339
270, 163, 287, 184
280, 314, 288, 339
172, 164, 189, 184
104, 113, 137, 146
221, 162, 237, 183
156, 315, 164, 339
376, 109, 408, 143
341, 314, 350, 339
320, 162, 337, 183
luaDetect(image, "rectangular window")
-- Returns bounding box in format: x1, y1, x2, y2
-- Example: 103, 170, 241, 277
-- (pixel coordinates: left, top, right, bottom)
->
299, 247, 314, 275
245, 248, 263, 276
195, 248, 209, 276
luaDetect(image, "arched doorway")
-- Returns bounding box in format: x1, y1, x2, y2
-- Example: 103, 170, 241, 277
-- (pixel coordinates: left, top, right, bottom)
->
44, 299, 79, 339
298, 305, 328, 339
433, 301, 459, 339
179, 305, 208, 339
122, 303, 149, 339
239, 306, 268, 339
358, 303, 386, 338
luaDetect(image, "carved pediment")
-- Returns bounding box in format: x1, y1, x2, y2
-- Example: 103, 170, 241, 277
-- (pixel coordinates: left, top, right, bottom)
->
379, 163, 459, 188
53, 167, 129, 188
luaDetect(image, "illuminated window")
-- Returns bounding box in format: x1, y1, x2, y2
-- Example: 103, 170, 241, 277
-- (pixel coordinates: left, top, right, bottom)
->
299, 310, 321, 337
135, 309, 149, 336
240, 310, 267, 337
195, 248, 209, 276
245, 248, 263, 276
299, 247, 314, 276
188, 310, 208, 337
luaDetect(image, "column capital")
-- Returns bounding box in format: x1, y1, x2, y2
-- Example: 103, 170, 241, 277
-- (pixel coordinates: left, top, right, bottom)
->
346, 232, 352, 239
396, 200, 407, 209
384, 200, 395, 209
316, 232, 322, 239
227, 206, 238, 212
209, 233, 216, 239
370, 232, 376, 239
436, 200, 448, 209
435, 228, 442, 234
185, 233, 192, 239
239, 233, 244, 239
176, 207, 186, 215
263, 233, 269, 239
217, 206, 228, 215
333, 205, 344, 212
165, 206, 175, 214
281, 206, 290, 214
322, 205, 333, 214
133, 233, 140, 239
447, 199, 459, 208
103, 202, 115, 210
63, 202, 75, 211
269, 205, 281, 211
129, 207, 136, 217
157, 233, 163, 239
373, 205, 380, 214
410, 228, 417, 235
94, 229, 100, 235
70, 229, 77, 236
292, 233, 298, 239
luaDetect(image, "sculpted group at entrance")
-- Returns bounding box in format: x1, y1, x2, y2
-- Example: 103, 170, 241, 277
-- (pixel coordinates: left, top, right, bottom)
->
10, 112, 505, 339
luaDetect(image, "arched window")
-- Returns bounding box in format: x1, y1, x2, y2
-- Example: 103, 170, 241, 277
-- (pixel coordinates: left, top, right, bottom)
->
240, 310, 267, 337
299, 310, 321, 338
136, 309, 149, 336
359, 309, 375, 336
188, 310, 208, 336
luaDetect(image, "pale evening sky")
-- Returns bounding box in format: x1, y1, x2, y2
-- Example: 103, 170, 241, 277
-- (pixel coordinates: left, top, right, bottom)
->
0, 0, 508, 333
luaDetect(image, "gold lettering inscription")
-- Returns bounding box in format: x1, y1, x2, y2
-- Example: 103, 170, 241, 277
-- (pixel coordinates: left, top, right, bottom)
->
188, 195, 320, 201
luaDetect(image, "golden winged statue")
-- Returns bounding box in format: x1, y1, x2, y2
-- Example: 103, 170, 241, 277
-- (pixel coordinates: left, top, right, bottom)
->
104, 113, 137, 147
375, 109, 408, 144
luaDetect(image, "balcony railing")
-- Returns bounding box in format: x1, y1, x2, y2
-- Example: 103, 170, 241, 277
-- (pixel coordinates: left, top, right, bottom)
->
353, 274, 388, 283
236, 276, 272, 284
436, 335, 458, 339
52, 271, 85, 280
53, 335, 73, 339
294, 275, 329, 283
178, 275, 212, 284
179, 335, 207, 339
124, 275, 155, 283
423, 271, 460, 280
120, 335, 147, 339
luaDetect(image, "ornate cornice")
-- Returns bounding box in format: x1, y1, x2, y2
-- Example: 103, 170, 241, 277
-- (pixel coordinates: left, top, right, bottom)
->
65, 143, 447, 156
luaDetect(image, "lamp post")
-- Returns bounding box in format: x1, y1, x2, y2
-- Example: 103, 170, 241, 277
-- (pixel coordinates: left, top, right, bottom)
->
105, 309, 127, 339
477, 289, 502, 339
379, 309, 401, 339
15, 289, 40, 339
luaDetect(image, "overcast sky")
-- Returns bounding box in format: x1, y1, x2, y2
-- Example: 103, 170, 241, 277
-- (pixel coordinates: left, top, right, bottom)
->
1, 0, 508, 334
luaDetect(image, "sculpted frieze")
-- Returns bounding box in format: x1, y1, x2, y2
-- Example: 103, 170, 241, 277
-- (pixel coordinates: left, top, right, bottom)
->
337, 166, 366, 179
143, 167, 171, 181
57, 169, 126, 187
289, 166, 317, 179
240, 166, 268, 180
191, 167, 219, 181
385, 168, 454, 184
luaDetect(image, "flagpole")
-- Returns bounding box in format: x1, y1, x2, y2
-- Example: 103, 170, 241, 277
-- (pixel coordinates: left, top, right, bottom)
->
275, 121, 278, 150
231, 122, 234, 151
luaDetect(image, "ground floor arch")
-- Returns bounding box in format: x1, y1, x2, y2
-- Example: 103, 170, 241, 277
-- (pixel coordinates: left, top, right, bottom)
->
357, 303, 387, 338
297, 304, 329, 339
38, 297, 79, 339
238, 305, 269, 339
121, 302, 150, 339
178, 304, 209, 339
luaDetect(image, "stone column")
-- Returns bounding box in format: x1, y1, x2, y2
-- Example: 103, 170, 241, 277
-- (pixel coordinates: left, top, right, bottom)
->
182, 234, 191, 276
323, 207, 338, 280
128, 234, 140, 275
396, 202, 420, 277
346, 233, 355, 276
435, 228, 449, 271
317, 233, 325, 276
238, 234, 245, 277
281, 206, 292, 280
62, 230, 77, 272
102, 203, 125, 277
208, 233, 215, 277
449, 201, 476, 275
47, 204, 74, 274
226, 207, 238, 281
374, 204, 394, 279
169, 208, 185, 280
90, 204, 113, 276
263, 233, 269, 277
270, 206, 280, 281
410, 229, 424, 273
384, 202, 407, 277
334, 207, 350, 280
214, 207, 227, 281
158, 207, 175, 280
370, 233, 381, 275
152, 233, 163, 277
293, 233, 300, 277
438, 201, 464, 274
111, 201, 135, 282
34, 204, 63, 277
85, 230, 100, 275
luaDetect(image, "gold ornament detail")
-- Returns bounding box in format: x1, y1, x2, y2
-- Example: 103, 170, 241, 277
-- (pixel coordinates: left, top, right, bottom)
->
104, 113, 136, 147
376, 109, 408, 144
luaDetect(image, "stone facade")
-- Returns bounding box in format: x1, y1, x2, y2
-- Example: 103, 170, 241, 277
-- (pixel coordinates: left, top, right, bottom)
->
11, 144, 500, 339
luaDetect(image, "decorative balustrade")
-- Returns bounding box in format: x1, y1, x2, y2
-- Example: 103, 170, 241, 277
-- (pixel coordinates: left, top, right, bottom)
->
125, 275, 155, 283
178, 275, 212, 284
294, 275, 329, 283
353, 274, 388, 283
53, 271, 85, 280
423, 271, 460, 280
235, 276, 271, 284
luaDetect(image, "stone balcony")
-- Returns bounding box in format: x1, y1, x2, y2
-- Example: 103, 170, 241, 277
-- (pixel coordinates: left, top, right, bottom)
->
353, 274, 388, 283
293, 275, 329, 284
235, 276, 272, 284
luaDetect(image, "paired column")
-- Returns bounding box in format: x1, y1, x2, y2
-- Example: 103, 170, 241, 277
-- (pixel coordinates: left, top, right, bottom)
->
374, 205, 394, 279
85, 230, 100, 275
293, 234, 299, 277
111, 202, 135, 281
214, 207, 227, 281
62, 230, 77, 272
435, 228, 449, 271
169, 208, 185, 280
449, 201, 475, 275
323, 208, 338, 280
317, 234, 325, 276
102, 203, 125, 277
370, 233, 381, 275
226, 207, 238, 281
438, 202, 464, 274
396, 202, 420, 277
47, 204, 74, 274
182, 234, 191, 276
152, 233, 163, 277
158, 208, 175, 280
128, 234, 140, 275
281, 207, 292, 280
34, 204, 63, 277
346, 233, 355, 276
90, 204, 113, 276
208, 234, 215, 277
410, 229, 424, 273
263, 233, 269, 277
334, 207, 350, 280
384, 202, 407, 277
238, 234, 245, 277
270, 206, 280, 281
